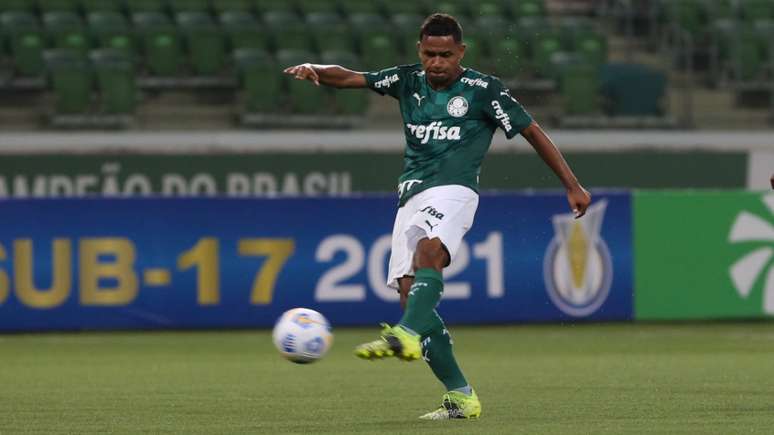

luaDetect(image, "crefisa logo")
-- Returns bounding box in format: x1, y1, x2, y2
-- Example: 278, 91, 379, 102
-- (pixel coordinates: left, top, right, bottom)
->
543, 200, 613, 317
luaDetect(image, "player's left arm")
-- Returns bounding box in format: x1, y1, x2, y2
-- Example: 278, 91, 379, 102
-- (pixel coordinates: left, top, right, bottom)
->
484, 79, 591, 218
521, 123, 591, 218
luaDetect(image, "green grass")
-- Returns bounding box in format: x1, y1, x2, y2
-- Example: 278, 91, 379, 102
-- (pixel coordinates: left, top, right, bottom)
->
2, 323, 774, 434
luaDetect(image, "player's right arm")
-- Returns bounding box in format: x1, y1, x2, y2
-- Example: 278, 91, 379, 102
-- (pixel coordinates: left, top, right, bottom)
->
283, 63, 367, 88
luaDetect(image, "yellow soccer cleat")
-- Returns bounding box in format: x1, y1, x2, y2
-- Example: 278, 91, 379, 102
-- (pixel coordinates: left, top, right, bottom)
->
354, 323, 421, 361
419, 390, 482, 420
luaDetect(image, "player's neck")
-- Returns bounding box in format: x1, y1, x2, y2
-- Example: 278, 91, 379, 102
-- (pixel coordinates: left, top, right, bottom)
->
426, 67, 465, 91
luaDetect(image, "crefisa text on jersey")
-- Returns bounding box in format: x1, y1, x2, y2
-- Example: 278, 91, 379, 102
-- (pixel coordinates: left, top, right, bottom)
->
374, 73, 399, 89
406, 122, 462, 144
460, 77, 489, 89
490, 101, 513, 132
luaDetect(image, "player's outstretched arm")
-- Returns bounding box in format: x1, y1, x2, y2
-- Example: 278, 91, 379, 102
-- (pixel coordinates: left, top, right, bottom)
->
283, 63, 367, 89
521, 123, 591, 218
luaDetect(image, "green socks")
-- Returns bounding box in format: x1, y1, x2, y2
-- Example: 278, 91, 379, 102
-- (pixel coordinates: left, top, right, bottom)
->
399, 268, 443, 336
399, 268, 468, 391
421, 310, 469, 391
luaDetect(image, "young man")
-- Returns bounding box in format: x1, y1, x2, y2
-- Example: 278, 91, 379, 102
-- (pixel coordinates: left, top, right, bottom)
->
284, 14, 591, 420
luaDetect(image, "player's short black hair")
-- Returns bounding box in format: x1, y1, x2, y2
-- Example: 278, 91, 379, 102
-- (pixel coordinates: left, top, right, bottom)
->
419, 13, 463, 43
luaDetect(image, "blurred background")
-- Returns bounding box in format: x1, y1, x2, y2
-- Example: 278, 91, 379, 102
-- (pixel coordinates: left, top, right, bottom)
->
0, 0, 772, 131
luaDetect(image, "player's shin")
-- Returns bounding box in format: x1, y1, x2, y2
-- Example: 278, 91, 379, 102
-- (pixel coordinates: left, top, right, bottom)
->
421, 310, 469, 392
399, 268, 443, 335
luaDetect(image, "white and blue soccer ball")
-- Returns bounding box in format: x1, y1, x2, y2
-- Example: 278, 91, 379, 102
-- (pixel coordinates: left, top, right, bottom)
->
272, 308, 333, 364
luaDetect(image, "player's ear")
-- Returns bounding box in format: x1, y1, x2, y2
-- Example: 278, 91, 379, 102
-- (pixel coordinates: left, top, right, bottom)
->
458, 43, 466, 60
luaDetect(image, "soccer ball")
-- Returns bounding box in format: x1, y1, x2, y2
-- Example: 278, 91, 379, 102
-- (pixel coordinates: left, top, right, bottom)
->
272, 308, 333, 364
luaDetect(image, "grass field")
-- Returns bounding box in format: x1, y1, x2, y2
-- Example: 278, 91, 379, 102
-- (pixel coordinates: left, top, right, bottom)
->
2, 322, 774, 434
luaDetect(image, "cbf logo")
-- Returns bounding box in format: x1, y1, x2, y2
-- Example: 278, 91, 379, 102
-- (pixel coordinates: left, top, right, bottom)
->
543, 200, 612, 317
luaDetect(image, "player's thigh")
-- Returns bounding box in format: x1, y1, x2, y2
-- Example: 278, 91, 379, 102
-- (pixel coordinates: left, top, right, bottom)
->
387, 201, 418, 290
407, 186, 479, 267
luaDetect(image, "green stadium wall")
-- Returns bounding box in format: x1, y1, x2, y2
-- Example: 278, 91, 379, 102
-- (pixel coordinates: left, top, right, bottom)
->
0, 151, 747, 198
634, 191, 774, 320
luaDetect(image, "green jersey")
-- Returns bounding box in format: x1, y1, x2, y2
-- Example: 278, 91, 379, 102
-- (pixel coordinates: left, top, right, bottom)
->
364, 63, 533, 206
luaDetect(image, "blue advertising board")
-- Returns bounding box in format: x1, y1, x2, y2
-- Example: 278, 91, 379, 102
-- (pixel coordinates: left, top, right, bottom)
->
0, 192, 632, 331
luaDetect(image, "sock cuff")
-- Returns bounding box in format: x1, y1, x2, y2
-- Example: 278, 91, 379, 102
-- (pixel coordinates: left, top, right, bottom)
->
414, 268, 442, 283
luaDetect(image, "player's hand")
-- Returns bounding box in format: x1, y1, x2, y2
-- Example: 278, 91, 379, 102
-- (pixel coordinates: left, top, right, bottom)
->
283, 63, 320, 86
567, 185, 591, 219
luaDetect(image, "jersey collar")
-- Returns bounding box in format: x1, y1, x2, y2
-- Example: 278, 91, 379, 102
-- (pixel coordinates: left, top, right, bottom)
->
423, 67, 468, 92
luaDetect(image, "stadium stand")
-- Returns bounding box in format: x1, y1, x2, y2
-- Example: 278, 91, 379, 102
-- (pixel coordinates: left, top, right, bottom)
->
0, 0, 771, 129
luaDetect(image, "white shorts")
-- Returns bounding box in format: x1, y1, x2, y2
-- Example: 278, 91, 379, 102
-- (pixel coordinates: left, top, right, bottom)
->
386, 184, 479, 290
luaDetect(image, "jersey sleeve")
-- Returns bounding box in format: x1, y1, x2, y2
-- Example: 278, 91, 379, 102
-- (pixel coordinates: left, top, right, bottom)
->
363, 66, 407, 99
482, 78, 534, 139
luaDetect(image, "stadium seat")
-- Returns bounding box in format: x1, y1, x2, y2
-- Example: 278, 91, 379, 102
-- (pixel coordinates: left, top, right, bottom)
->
600, 63, 666, 116
435, 1, 466, 19
490, 37, 526, 78
234, 48, 281, 113
732, 24, 769, 81
2, 11, 47, 76
515, 0, 545, 18
382, 0, 426, 17
132, 12, 183, 76
90, 48, 136, 114
219, 11, 269, 51
532, 32, 563, 78
707, 0, 736, 21
308, 12, 355, 54
349, 12, 390, 33
253, 0, 295, 14
37, 0, 79, 13
558, 17, 592, 47
320, 49, 370, 115
177, 12, 226, 75
88, 11, 135, 56
574, 31, 608, 68
560, 62, 599, 115
168, 0, 211, 13
661, 0, 708, 38
350, 14, 402, 70
361, 33, 401, 70
475, 15, 515, 66
278, 49, 328, 114
264, 10, 313, 53
740, 0, 774, 22
321, 49, 362, 71
44, 48, 93, 114
474, 1, 506, 18
515, 16, 550, 49
0, 0, 35, 13
393, 13, 423, 62
296, 0, 338, 15
338, 0, 383, 16
460, 36, 483, 70
125, 0, 166, 13
81, 0, 123, 13
43, 11, 90, 57
212, 0, 253, 13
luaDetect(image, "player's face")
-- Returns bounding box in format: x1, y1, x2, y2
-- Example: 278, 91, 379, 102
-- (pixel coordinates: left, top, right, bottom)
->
418, 35, 465, 88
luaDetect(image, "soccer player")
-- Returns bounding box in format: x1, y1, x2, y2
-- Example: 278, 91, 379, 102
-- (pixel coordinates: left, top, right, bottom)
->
284, 13, 591, 420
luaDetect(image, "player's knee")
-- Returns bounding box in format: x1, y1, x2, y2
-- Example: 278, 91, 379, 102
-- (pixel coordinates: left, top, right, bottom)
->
413, 238, 448, 271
